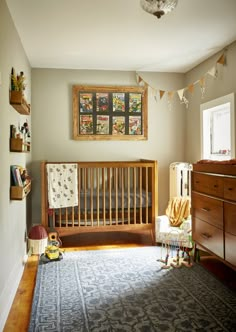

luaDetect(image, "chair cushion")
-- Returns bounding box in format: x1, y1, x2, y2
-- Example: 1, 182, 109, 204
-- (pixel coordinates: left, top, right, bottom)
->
156, 215, 192, 248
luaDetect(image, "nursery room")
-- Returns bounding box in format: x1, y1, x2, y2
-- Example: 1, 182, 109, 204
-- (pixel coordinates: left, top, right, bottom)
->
1, 0, 236, 331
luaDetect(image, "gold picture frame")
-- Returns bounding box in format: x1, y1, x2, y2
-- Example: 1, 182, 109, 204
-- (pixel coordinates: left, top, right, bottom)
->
72, 85, 148, 140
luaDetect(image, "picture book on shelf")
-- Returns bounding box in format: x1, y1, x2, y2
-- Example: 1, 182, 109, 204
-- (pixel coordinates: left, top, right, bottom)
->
11, 165, 23, 186
10, 165, 30, 187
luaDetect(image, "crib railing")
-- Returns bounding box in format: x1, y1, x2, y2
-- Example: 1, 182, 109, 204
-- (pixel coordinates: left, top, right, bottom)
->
41, 160, 158, 238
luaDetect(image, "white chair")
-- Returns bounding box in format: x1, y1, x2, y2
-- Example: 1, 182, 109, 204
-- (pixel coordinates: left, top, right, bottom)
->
156, 197, 192, 248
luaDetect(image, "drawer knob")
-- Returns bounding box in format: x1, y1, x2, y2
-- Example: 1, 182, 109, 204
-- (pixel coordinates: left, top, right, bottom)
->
228, 187, 233, 191
213, 184, 218, 188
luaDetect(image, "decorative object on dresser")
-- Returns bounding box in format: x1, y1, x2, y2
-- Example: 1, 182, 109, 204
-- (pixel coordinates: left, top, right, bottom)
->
191, 160, 236, 269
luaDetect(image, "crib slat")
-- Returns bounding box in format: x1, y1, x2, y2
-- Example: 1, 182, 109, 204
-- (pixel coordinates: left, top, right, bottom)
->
72, 206, 75, 227
90, 168, 94, 227
65, 208, 68, 227
115, 168, 118, 224
84, 168, 87, 226
96, 169, 100, 226
127, 168, 130, 225
102, 168, 106, 226
134, 167, 137, 224
78, 168, 81, 227
145, 167, 149, 224
121, 168, 124, 225
108, 168, 112, 225
139, 168, 142, 224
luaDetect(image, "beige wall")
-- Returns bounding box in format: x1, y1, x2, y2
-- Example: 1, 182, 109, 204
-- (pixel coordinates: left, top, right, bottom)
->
185, 42, 236, 163
0, 0, 31, 329
31, 69, 186, 224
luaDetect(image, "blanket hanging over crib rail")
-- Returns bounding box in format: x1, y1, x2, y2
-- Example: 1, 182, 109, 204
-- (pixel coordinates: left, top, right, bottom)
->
46, 163, 78, 208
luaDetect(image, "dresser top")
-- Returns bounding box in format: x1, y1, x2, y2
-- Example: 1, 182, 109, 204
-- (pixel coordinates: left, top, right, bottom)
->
193, 162, 236, 176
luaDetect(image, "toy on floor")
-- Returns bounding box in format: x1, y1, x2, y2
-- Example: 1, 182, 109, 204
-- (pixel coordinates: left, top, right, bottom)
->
40, 245, 64, 264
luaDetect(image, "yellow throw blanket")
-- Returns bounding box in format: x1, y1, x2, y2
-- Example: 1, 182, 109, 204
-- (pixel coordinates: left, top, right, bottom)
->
165, 196, 191, 227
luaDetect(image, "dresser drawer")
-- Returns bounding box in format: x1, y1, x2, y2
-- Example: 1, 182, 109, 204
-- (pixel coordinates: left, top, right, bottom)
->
191, 192, 223, 229
192, 218, 224, 259
225, 232, 236, 267
192, 172, 224, 198
224, 202, 236, 235
224, 177, 236, 201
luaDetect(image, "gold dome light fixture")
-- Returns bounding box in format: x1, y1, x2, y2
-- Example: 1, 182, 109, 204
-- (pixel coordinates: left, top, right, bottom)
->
140, 0, 178, 19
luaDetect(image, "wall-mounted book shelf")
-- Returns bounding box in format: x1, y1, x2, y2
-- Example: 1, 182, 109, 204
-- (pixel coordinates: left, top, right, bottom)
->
10, 181, 31, 200
10, 91, 31, 115
10, 138, 30, 152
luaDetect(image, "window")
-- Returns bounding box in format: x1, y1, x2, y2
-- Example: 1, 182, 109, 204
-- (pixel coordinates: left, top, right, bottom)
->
200, 93, 235, 160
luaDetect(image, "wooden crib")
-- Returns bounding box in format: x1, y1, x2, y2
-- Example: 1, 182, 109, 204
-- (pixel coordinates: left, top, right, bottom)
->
41, 159, 158, 244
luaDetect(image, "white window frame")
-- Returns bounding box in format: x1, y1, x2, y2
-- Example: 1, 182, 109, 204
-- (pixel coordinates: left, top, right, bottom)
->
200, 93, 235, 160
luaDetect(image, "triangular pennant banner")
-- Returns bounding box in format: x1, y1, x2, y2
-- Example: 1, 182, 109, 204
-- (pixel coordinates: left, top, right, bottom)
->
199, 77, 205, 87
138, 76, 144, 84
151, 87, 156, 97
207, 66, 217, 77
188, 84, 194, 94
159, 90, 165, 99
136, 51, 227, 108
177, 88, 185, 101
217, 54, 225, 65
168, 91, 175, 100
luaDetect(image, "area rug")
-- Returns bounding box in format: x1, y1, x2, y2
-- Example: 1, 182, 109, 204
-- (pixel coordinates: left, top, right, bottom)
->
28, 246, 236, 332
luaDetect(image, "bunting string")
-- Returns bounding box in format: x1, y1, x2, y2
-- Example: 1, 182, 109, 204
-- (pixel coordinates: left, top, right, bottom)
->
136, 52, 226, 109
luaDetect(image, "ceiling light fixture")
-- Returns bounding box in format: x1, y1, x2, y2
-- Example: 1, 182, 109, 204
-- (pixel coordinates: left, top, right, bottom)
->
140, 0, 178, 19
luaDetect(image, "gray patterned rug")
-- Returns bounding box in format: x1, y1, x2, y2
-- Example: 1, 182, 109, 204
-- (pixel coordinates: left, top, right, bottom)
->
28, 246, 236, 332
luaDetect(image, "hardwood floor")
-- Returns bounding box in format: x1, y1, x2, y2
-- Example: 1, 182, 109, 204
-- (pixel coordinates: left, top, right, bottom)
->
3, 254, 39, 332
3, 244, 236, 331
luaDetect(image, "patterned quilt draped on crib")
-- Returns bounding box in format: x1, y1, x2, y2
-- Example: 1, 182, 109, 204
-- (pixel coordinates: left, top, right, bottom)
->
46, 163, 78, 208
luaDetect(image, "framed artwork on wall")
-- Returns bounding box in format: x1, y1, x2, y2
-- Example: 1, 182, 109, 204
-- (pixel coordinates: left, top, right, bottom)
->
72, 85, 148, 140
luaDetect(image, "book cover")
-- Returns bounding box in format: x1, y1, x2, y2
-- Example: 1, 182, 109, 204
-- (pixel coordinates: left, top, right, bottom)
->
129, 93, 142, 113
129, 116, 142, 135
11, 165, 23, 186
10, 165, 18, 186
112, 93, 125, 112
96, 93, 109, 112
112, 116, 125, 135
96, 115, 109, 134
80, 93, 93, 113
79, 115, 93, 134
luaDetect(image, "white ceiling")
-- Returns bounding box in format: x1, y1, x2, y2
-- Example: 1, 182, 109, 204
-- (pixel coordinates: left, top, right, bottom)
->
6, 0, 236, 73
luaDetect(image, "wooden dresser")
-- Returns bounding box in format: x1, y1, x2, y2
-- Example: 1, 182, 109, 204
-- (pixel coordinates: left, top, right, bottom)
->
191, 163, 236, 270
